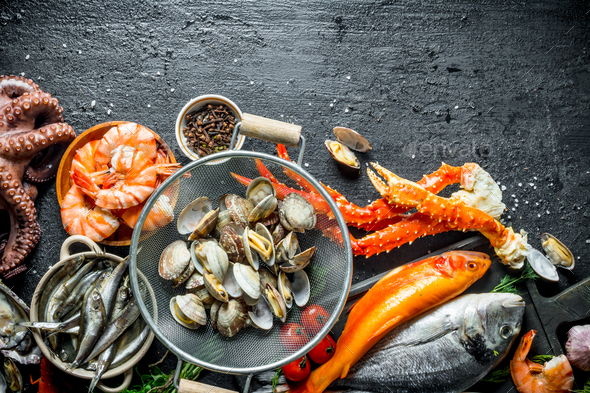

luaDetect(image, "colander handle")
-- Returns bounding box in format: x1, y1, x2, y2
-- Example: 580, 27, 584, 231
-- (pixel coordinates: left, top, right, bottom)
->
239, 113, 301, 148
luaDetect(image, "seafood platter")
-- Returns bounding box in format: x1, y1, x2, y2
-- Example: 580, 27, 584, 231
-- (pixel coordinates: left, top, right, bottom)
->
0, 75, 589, 393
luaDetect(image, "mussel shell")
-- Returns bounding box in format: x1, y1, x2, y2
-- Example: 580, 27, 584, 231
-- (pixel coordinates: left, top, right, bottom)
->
203, 272, 229, 303
219, 225, 245, 263
248, 194, 278, 222
217, 299, 248, 338
185, 271, 205, 290
248, 296, 273, 330
264, 283, 287, 322
333, 126, 372, 153
277, 271, 294, 309
325, 140, 360, 178
225, 194, 253, 227
541, 233, 574, 270
159, 240, 191, 280
279, 193, 316, 232
242, 227, 260, 271
177, 197, 213, 235
172, 262, 195, 288
233, 263, 261, 301
246, 177, 276, 205
292, 270, 311, 307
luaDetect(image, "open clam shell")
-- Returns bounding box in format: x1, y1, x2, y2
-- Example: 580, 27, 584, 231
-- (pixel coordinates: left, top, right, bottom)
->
248, 296, 273, 330
217, 299, 248, 338
172, 261, 195, 288
159, 240, 191, 280
210, 300, 221, 330
225, 194, 253, 227
281, 246, 316, 273
277, 271, 294, 309
254, 223, 275, 266
279, 193, 316, 233
325, 140, 360, 178
203, 272, 229, 303
276, 232, 298, 263
185, 271, 205, 290
248, 194, 278, 223
177, 197, 219, 239
264, 283, 287, 322
222, 263, 244, 298
242, 227, 260, 271
205, 241, 229, 282
246, 177, 276, 205
333, 126, 372, 153
219, 224, 245, 263
292, 270, 311, 307
259, 267, 277, 290
192, 286, 215, 305
272, 223, 286, 245
541, 233, 574, 270
233, 263, 261, 302
170, 294, 207, 329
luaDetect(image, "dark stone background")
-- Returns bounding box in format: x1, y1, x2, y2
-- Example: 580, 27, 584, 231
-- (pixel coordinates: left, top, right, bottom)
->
0, 0, 589, 391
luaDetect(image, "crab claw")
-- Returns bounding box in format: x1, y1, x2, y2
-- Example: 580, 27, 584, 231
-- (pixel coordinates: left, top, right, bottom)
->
367, 163, 427, 207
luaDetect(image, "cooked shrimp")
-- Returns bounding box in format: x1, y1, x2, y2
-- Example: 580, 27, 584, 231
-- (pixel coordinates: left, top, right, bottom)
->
73, 146, 179, 210
61, 184, 120, 242
71, 140, 99, 175
120, 194, 174, 230
94, 123, 157, 169
511, 330, 574, 393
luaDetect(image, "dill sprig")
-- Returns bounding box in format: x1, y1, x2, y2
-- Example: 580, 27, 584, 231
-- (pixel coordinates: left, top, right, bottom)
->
479, 366, 510, 383
491, 263, 539, 294
573, 380, 590, 393
271, 368, 283, 392
531, 354, 553, 364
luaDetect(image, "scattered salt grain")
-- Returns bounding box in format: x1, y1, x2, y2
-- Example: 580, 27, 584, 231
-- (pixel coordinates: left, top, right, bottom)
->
25, 54, 29, 60
529, 183, 534, 187
515, 203, 518, 207
511, 194, 516, 198
309, 103, 311, 106
110, 103, 113, 107
346, 76, 351, 80
515, 199, 519, 203
512, 207, 516, 211
63, 43, 67, 48
501, 185, 507, 191
344, 108, 349, 113
534, 186, 537, 189
454, 105, 459, 109
78, 50, 82, 54
586, 239, 590, 244
508, 215, 511, 219
234, 59, 238, 62
546, 210, 550, 214
549, 183, 553, 186
329, 103, 333, 107
171, 88, 175, 92
534, 176, 538, 180
304, 163, 309, 167
250, 81, 254, 85
535, 202, 539, 206
518, 183, 522, 187
412, 154, 415, 159
20, 72, 25, 76
525, 201, 529, 204
107, 109, 111, 115
156, 71, 161, 75
91, 100, 96, 108
147, 104, 151, 108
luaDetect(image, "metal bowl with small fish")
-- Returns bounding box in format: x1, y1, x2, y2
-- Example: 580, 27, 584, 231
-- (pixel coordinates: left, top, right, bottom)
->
29, 236, 156, 393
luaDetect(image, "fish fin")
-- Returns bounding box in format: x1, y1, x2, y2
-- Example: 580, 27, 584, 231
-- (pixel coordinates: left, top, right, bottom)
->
367, 316, 404, 342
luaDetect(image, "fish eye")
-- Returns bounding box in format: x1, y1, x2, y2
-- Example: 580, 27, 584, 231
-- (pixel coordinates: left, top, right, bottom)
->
465, 261, 479, 271
500, 325, 513, 339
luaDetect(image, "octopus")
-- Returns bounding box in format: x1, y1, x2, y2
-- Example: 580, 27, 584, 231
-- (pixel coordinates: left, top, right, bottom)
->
0, 75, 76, 278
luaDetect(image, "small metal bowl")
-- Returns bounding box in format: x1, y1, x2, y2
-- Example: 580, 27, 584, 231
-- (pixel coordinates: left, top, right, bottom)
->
30, 236, 156, 393
175, 94, 246, 163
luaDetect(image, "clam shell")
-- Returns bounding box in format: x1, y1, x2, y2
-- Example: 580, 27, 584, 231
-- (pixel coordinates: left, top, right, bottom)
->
280, 246, 316, 273
272, 223, 286, 245
277, 271, 293, 309
205, 241, 229, 282
170, 294, 206, 329
259, 267, 277, 290
215, 210, 233, 235
276, 232, 298, 263
204, 272, 229, 303
233, 263, 261, 301
219, 225, 245, 263
325, 140, 360, 178
210, 300, 222, 330
222, 263, 244, 298
292, 270, 311, 307
254, 211, 280, 227
279, 193, 316, 233
254, 223, 276, 266
225, 194, 253, 227
190, 238, 217, 275
185, 271, 205, 290
246, 177, 276, 205
333, 126, 372, 153
248, 296, 273, 330
541, 233, 574, 270
188, 208, 219, 241
159, 240, 191, 280
217, 299, 248, 338
242, 227, 260, 271
264, 283, 287, 322
248, 194, 278, 222
177, 197, 218, 238
192, 286, 215, 305
172, 262, 195, 288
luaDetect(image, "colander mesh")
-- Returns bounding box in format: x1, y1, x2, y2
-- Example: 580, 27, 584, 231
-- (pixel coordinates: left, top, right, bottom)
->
133, 155, 350, 371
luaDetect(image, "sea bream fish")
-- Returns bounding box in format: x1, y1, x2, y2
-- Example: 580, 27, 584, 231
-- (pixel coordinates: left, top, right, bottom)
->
255, 293, 525, 393
328, 293, 525, 393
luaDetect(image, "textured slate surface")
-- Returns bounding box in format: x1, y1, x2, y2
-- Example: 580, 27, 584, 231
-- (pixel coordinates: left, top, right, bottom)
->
0, 0, 589, 391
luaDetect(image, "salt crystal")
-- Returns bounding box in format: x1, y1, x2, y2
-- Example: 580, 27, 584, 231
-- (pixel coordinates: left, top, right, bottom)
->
304, 163, 309, 167
546, 210, 550, 214
529, 183, 534, 187
280, 115, 284, 117
508, 215, 511, 219
549, 183, 553, 186
91, 100, 96, 108
512, 207, 516, 211
250, 81, 254, 85
20, 72, 25, 76
107, 109, 111, 115
411, 154, 415, 159
156, 71, 161, 75
518, 183, 522, 187
534, 176, 538, 180
78, 50, 82, 54
346, 76, 351, 80
344, 108, 349, 113
25, 54, 29, 60
329, 103, 333, 107
536, 202, 539, 206
308, 103, 311, 106
525, 201, 529, 204
170, 88, 175, 92
234, 59, 237, 62
537, 214, 541, 217
63, 43, 67, 48
515, 203, 518, 207
110, 103, 113, 107
501, 185, 506, 191
534, 186, 537, 189
515, 199, 519, 202
107, 89, 110, 92
365, 163, 369, 166
147, 104, 151, 108
511, 194, 516, 198
454, 105, 459, 109
586, 239, 590, 244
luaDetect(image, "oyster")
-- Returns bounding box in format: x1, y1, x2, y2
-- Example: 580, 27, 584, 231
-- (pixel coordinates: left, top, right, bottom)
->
333, 126, 372, 153
158, 241, 191, 281
217, 299, 248, 338
170, 294, 207, 329
233, 263, 261, 303
325, 140, 360, 177
279, 193, 316, 233
225, 194, 253, 227
203, 272, 229, 303
177, 197, 219, 240
541, 233, 574, 270
246, 177, 276, 205
277, 271, 294, 309
219, 225, 245, 263
292, 270, 311, 307
264, 283, 287, 322
248, 296, 273, 330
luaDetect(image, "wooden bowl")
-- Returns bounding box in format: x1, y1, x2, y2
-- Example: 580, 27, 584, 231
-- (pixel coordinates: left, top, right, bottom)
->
56, 121, 177, 246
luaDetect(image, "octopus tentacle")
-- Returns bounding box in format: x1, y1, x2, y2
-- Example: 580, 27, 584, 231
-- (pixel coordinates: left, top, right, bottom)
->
0, 75, 39, 107
0, 91, 63, 133
0, 123, 75, 165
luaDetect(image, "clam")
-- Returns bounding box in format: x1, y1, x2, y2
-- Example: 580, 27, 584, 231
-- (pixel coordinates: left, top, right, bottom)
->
264, 283, 287, 322
172, 261, 195, 288
203, 272, 229, 303
210, 300, 222, 330
185, 271, 204, 290
3, 358, 22, 392
219, 224, 245, 263
177, 197, 219, 240
225, 194, 253, 227
246, 177, 276, 205
159, 240, 191, 281
255, 211, 280, 227
170, 294, 207, 329
217, 299, 248, 338
292, 270, 311, 307
325, 140, 360, 178
272, 223, 286, 245
248, 296, 273, 330
541, 233, 574, 270
244, 223, 275, 267
276, 232, 298, 263
279, 193, 316, 233
192, 286, 215, 305
215, 210, 233, 234
248, 194, 278, 222
277, 271, 294, 308
242, 227, 260, 271
333, 126, 372, 153
222, 263, 244, 298
281, 246, 315, 273
204, 241, 229, 282
259, 267, 277, 290
233, 263, 261, 302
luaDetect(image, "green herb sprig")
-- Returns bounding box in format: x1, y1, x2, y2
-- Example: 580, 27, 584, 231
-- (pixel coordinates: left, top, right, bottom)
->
271, 368, 283, 392
479, 366, 510, 383
122, 362, 203, 393
491, 263, 539, 294
531, 354, 553, 364
573, 380, 590, 393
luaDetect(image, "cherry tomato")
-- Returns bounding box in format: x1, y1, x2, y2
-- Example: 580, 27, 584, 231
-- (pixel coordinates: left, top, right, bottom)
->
308, 334, 336, 364
301, 305, 330, 336
282, 355, 310, 382
280, 323, 309, 351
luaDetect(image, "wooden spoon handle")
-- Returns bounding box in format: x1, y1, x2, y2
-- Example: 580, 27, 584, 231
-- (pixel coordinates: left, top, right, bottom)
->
240, 113, 302, 148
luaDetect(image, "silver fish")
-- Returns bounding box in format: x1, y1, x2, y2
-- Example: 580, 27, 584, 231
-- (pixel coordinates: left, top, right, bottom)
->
54, 270, 106, 320
99, 256, 130, 322
82, 296, 140, 363
88, 340, 118, 392
23, 311, 81, 333
37, 256, 85, 316
59, 335, 77, 363
71, 288, 106, 369
108, 275, 131, 323
328, 293, 525, 393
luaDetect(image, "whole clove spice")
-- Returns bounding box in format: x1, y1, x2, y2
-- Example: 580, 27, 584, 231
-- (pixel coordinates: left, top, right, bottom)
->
183, 104, 236, 157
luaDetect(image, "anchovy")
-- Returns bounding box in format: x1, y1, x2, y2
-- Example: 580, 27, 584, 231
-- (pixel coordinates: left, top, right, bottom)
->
88, 340, 118, 392
22, 311, 81, 332
71, 289, 106, 369
99, 256, 130, 322
108, 275, 131, 323
327, 293, 525, 393
59, 335, 77, 363
54, 270, 106, 320
82, 296, 140, 363
38, 255, 85, 315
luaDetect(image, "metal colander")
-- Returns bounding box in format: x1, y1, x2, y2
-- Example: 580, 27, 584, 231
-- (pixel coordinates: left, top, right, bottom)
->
129, 124, 352, 388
